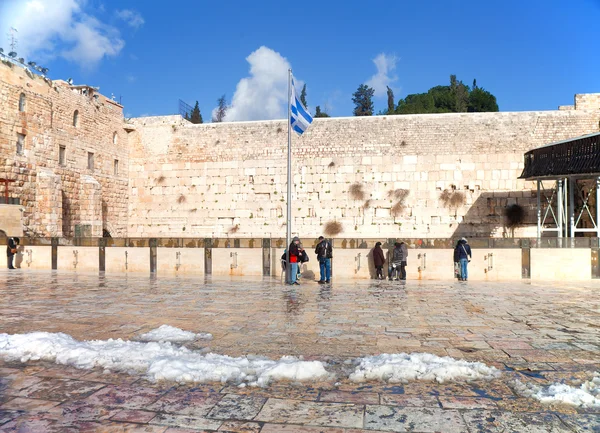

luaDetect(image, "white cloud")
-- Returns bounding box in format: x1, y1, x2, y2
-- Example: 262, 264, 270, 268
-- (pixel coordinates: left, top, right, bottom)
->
366, 53, 398, 97
126, 74, 136, 83
0, 0, 124, 67
224, 46, 296, 122
116, 9, 145, 29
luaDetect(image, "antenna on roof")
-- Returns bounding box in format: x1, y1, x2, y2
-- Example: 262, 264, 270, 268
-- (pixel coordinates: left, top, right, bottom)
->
8, 27, 18, 53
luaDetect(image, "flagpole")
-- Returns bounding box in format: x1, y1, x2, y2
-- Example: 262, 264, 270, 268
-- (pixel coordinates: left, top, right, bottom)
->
285, 68, 292, 284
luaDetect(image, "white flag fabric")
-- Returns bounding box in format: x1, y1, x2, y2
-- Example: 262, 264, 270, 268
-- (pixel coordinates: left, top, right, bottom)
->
290, 78, 313, 135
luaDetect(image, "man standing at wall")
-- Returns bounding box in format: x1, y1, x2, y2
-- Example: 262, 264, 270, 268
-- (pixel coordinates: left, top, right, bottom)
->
455, 238, 472, 281
315, 236, 332, 284
6, 237, 19, 269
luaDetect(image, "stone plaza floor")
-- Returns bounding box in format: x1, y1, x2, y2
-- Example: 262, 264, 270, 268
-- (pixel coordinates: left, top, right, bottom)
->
0, 270, 599, 432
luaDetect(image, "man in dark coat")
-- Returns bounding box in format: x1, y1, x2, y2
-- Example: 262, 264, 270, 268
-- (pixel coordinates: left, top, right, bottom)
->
389, 242, 408, 281
373, 242, 385, 279
315, 236, 332, 284
6, 237, 19, 270
454, 238, 472, 281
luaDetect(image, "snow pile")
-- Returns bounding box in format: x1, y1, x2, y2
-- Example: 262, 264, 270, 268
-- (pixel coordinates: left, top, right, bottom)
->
0, 332, 327, 387
137, 325, 212, 343
349, 353, 500, 383
513, 375, 600, 408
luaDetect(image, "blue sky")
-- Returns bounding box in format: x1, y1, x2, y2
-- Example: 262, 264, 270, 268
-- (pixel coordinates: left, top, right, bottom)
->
1, 0, 598, 120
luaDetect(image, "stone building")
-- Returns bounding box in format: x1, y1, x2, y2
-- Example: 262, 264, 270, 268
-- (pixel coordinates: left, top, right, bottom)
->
0, 60, 129, 237
1, 59, 599, 239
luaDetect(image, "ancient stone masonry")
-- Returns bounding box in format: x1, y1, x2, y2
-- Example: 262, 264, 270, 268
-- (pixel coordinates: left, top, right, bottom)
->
1, 58, 599, 239
0, 61, 129, 237
127, 103, 600, 239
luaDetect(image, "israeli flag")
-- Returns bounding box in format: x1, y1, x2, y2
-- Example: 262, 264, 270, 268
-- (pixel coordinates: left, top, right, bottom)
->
290, 79, 313, 135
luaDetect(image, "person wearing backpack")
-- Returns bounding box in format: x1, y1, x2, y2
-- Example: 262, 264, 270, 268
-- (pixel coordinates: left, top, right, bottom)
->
315, 236, 332, 284
454, 238, 472, 281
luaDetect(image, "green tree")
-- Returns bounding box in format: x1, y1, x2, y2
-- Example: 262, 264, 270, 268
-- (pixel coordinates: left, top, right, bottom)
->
212, 94, 228, 122
468, 87, 499, 112
314, 106, 330, 118
394, 75, 498, 114
300, 84, 308, 108
386, 86, 395, 114
352, 84, 375, 116
190, 101, 203, 124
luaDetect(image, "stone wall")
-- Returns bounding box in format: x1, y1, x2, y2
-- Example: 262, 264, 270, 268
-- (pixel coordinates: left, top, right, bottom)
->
0, 61, 129, 237
128, 106, 600, 239
575, 93, 600, 111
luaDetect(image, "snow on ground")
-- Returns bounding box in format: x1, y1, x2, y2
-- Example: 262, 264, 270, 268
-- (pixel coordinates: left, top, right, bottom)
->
349, 353, 501, 383
513, 375, 600, 408
137, 325, 212, 343
0, 332, 327, 387
0, 330, 502, 387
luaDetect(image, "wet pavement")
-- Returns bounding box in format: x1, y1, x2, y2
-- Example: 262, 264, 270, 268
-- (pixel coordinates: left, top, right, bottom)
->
0, 270, 599, 432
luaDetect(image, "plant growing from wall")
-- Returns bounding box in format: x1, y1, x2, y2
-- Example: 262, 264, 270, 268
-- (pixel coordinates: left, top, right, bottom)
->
324, 220, 343, 236
440, 189, 466, 209
156, 175, 165, 184
504, 204, 527, 237
349, 183, 365, 200
228, 224, 240, 234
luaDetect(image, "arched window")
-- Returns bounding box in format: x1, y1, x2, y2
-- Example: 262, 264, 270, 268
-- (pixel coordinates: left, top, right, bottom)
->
113, 132, 117, 145
19, 93, 26, 112
73, 110, 79, 127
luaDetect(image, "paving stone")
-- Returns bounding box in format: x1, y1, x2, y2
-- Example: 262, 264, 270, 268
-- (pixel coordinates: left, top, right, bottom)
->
462, 410, 573, 432
0, 397, 61, 412
207, 394, 267, 420
217, 420, 263, 432
84, 384, 166, 409
364, 405, 466, 432
150, 413, 223, 430
256, 398, 364, 429
379, 395, 440, 407
438, 396, 498, 409
111, 409, 158, 423
319, 390, 380, 404
149, 389, 223, 417
261, 425, 389, 433
0, 275, 600, 432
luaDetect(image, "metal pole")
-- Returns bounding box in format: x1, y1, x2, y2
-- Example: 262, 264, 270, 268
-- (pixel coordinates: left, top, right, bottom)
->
557, 179, 563, 241
285, 69, 292, 284
569, 177, 575, 239
536, 180, 541, 240
596, 177, 600, 239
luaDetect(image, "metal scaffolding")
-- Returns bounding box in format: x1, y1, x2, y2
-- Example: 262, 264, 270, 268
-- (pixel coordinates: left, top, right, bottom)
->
520, 132, 600, 239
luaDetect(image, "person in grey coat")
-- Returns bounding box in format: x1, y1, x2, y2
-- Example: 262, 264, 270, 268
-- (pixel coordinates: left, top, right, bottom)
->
389, 241, 408, 281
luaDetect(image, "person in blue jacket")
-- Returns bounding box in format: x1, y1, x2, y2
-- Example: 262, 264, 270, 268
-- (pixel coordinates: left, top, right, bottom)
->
454, 238, 472, 281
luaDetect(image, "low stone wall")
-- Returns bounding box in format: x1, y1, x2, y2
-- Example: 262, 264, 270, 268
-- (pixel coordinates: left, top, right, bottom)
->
3, 238, 597, 281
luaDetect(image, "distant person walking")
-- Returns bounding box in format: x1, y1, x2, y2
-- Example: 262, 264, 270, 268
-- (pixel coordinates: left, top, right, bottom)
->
287, 237, 301, 285
455, 238, 472, 281
373, 242, 386, 279
315, 236, 332, 284
6, 237, 19, 270
389, 241, 408, 281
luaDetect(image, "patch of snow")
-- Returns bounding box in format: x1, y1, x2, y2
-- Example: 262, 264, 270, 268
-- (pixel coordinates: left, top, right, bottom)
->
349, 353, 500, 383
137, 325, 212, 343
513, 375, 600, 408
0, 332, 327, 387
